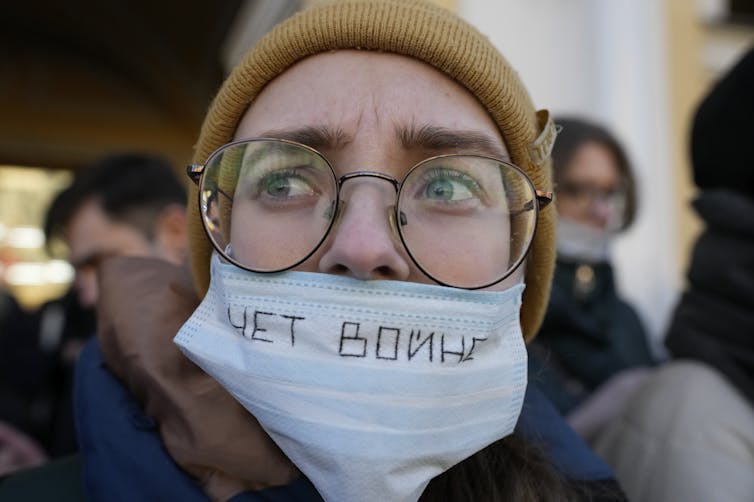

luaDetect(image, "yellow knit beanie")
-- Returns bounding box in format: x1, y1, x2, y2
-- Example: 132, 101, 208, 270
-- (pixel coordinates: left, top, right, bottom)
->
188, 0, 557, 341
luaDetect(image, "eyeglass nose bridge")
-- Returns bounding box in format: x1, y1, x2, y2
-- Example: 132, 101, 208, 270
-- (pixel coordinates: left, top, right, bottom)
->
337, 170, 401, 191
329, 171, 405, 241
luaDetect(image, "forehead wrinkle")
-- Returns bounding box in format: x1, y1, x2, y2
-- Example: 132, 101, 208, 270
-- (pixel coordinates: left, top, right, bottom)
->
257, 126, 353, 150
396, 122, 509, 160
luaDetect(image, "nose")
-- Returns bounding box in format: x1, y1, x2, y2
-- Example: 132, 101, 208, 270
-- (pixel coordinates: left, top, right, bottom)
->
75, 268, 99, 308
318, 178, 411, 281
589, 196, 613, 229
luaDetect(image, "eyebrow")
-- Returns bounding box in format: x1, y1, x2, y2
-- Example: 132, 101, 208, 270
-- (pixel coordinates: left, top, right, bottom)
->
397, 123, 509, 160
257, 123, 509, 160
257, 126, 352, 150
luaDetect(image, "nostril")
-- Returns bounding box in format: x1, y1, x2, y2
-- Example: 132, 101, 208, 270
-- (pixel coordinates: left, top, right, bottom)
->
330, 263, 350, 275
375, 265, 393, 277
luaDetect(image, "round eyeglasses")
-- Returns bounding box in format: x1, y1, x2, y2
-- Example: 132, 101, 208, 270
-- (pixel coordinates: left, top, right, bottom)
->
188, 138, 552, 289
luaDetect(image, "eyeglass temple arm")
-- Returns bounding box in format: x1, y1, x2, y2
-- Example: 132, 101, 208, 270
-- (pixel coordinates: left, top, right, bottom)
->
187, 164, 204, 185
186, 164, 234, 204
509, 190, 553, 216
535, 190, 553, 210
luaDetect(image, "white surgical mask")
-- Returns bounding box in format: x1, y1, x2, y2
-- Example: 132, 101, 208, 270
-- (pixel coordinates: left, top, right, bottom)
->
556, 217, 613, 263
175, 253, 528, 502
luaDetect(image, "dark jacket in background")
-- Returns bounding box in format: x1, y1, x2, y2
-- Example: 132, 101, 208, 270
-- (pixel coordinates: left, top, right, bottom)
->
665, 45, 754, 404
529, 260, 655, 414
0, 289, 95, 456
665, 190, 754, 404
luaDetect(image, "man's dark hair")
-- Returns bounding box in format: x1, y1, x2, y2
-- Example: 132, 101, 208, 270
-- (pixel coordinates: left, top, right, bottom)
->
44, 153, 187, 246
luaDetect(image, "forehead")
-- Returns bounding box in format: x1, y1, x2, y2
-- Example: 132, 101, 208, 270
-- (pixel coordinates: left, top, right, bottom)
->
563, 142, 621, 185
234, 50, 506, 158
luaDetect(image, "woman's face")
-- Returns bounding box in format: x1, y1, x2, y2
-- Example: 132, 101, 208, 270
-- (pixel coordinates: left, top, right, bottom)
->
556, 141, 623, 230
231, 50, 523, 290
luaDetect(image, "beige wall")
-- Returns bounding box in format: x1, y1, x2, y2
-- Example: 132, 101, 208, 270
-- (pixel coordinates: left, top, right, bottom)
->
665, 0, 754, 285
665, 0, 705, 285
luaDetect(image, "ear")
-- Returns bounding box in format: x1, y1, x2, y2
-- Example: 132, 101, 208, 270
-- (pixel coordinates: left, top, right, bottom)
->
153, 204, 188, 265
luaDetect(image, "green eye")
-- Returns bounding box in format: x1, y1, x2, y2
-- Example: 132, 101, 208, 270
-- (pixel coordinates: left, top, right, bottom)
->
263, 174, 292, 197
258, 170, 316, 199
420, 168, 480, 203
424, 178, 470, 201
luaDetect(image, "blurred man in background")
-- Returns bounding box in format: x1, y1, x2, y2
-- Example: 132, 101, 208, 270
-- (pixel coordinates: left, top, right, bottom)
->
0, 153, 188, 475
46, 153, 189, 309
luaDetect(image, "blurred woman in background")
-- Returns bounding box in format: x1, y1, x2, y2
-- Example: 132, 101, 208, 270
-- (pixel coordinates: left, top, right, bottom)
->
528, 118, 655, 440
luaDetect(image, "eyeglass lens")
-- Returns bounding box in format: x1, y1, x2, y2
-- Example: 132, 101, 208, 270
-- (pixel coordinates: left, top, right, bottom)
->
199, 139, 539, 289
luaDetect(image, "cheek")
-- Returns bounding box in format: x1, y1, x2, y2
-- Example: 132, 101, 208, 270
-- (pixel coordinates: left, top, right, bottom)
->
409, 241, 508, 287
396, 208, 512, 288
228, 195, 336, 271
228, 204, 314, 271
